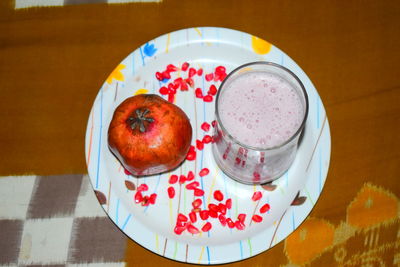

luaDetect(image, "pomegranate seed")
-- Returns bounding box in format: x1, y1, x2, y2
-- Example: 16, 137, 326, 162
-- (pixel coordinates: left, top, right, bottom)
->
188, 68, 196, 78
187, 224, 200, 234
180, 82, 189, 91
199, 168, 210, 177
218, 203, 227, 215
194, 188, 205, 196
189, 145, 195, 152
260, 203, 271, 213
208, 84, 218, 96
226, 198, 232, 209
235, 157, 241, 165
208, 203, 219, 213
192, 199, 203, 209
159, 86, 168, 95
196, 139, 204, 150
175, 220, 187, 227
200, 210, 209, 220
197, 68, 203, 76
195, 88, 203, 98
174, 225, 186, 235
219, 214, 227, 226
168, 93, 174, 103
186, 150, 196, 161
149, 193, 157, 204
238, 213, 246, 223
201, 222, 212, 232
186, 181, 200, 190
209, 210, 218, 218
213, 190, 224, 201
155, 72, 163, 81
213, 73, 220, 82
134, 191, 143, 204
189, 211, 197, 223
168, 83, 176, 93
181, 62, 189, 71
252, 214, 263, 223
137, 184, 149, 192
235, 220, 245, 230
253, 172, 261, 182
202, 135, 212, 144
166, 64, 178, 72
215, 66, 226, 74
227, 218, 235, 228
211, 120, 217, 127
141, 196, 149, 206
201, 122, 210, 132
185, 78, 194, 88
177, 213, 188, 222
179, 175, 186, 184
203, 95, 213, 102
169, 174, 178, 184
205, 73, 214, 81
123, 168, 132, 175
173, 77, 183, 86
162, 71, 171, 80
187, 171, 195, 181
252, 191, 263, 201
219, 72, 227, 81
167, 186, 175, 199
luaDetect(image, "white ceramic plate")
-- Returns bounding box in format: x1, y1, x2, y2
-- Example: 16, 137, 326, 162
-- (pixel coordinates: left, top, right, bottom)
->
85, 27, 331, 264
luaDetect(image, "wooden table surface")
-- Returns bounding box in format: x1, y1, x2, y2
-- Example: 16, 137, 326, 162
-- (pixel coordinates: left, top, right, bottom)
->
1, 0, 399, 266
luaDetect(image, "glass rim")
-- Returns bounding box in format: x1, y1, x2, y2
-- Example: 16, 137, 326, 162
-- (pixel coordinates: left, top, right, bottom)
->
215, 61, 309, 151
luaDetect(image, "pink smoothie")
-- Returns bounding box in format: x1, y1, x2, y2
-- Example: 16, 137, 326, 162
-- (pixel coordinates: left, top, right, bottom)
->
218, 71, 304, 148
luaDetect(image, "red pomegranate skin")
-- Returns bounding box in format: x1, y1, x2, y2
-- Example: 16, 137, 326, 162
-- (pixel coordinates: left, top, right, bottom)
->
108, 94, 192, 176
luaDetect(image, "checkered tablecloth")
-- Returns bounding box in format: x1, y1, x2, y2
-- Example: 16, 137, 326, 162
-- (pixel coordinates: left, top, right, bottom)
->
0, 174, 127, 266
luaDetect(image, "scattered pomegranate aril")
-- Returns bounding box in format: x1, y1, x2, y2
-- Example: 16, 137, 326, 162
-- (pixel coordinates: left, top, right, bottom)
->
134, 191, 143, 204
235, 220, 245, 230
169, 174, 178, 184
149, 193, 157, 204
260, 203, 271, 213
202, 135, 212, 144
205, 73, 214, 81
209, 210, 218, 218
173, 77, 183, 86
185, 78, 194, 88
252, 214, 263, 223
218, 203, 227, 215
215, 66, 226, 74
174, 225, 186, 235
252, 191, 263, 201
199, 168, 210, 177
186, 181, 200, 190
166, 64, 178, 72
208, 84, 218, 96
186, 150, 196, 161
213, 190, 224, 201
208, 203, 219, 213
219, 214, 227, 226
213, 73, 220, 82
187, 171, 195, 181
201, 122, 210, 132
195, 88, 203, 98
162, 71, 171, 80
179, 175, 187, 184
189, 211, 197, 223
180, 82, 189, 91
192, 198, 203, 209
201, 222, 212, 232
141, 196, 149, 206
137, 184, 149, 192
124, 168, 132, 176
167, 93, 174, 103
203, 95, 213, 102
177, 213, 188, 222
167, 186, 175, 199
211, 120, 217, 127
188, 68, 196, 78
196, 139, 204, 150
194, 188, 205, 196
226, 198, 232, 209
237, 213, 246, 223
159, 86, 168, 95
187, 224, 200, 234
219, 72, 227, 81
181, 62, 189, 71
200, 210, 209, 220
155, 72, 163, 81
227, 218, 235, 228
197, 68, 203, 76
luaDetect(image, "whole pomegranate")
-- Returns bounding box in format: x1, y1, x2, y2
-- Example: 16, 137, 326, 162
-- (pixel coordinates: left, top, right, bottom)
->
108, 94, 192, 176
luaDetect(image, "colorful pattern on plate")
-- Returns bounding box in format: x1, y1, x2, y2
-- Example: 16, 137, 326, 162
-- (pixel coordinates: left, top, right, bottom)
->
84, 27, 331, 264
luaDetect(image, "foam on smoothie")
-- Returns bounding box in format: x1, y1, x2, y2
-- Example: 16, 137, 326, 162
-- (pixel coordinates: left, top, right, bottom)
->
218, 71, 304, 148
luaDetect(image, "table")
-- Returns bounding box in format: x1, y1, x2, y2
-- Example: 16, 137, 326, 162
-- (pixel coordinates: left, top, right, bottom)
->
1, 0, 399, 266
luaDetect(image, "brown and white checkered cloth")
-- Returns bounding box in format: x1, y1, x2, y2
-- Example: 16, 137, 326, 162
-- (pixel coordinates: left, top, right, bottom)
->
0, 174, 127, 266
